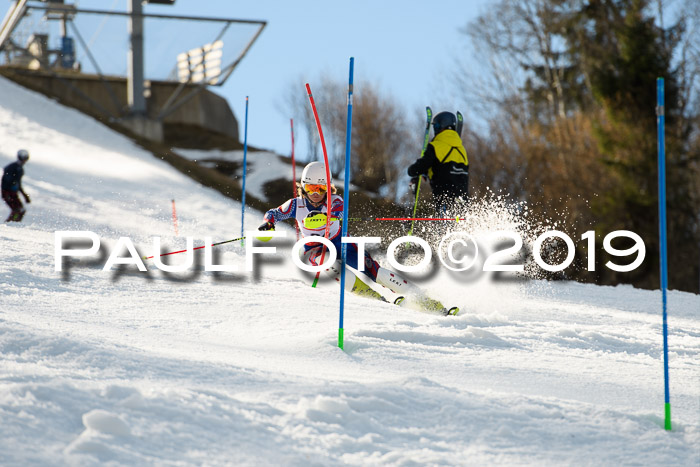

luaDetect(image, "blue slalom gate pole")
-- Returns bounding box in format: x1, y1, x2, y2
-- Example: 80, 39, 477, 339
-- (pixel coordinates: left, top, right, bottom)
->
656, 77, 671, 431
338, 57, 354, 350
241, 96, 249, 246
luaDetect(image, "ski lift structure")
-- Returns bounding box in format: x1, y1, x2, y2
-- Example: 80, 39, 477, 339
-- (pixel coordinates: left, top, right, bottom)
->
0, 0, 266, 141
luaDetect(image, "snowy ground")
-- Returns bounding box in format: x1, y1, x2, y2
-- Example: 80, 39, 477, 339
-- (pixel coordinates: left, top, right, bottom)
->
1, 76, 699, 466
176, 147, 287, 203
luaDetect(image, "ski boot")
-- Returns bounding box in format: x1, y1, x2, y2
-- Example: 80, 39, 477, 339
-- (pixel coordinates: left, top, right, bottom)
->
351, 277, 387, 301
416, 295, 459, 316
443, 307, 460, 316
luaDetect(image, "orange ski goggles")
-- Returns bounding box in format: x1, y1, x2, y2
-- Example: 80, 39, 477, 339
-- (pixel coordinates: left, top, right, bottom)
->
303, 183, 327, 195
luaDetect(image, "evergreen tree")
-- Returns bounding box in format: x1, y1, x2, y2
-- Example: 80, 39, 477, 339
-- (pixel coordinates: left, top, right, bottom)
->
459, 0, 699, 291
559, 0, 697, 289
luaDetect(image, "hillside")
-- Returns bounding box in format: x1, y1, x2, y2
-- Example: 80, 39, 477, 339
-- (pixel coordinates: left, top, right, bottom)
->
0, 76, 698, 466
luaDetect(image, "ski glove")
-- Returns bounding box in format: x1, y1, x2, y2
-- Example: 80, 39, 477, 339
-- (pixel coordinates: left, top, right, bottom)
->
258, 220, 275, 231
23, 194, 31, 203
409, 177, 419, 195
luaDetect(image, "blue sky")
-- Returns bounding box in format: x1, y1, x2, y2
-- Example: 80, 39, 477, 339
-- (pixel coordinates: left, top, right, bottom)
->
70, 0, 490, 157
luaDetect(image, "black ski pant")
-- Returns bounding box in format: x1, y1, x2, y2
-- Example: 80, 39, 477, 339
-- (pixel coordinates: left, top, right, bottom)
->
2, 190, 25, 222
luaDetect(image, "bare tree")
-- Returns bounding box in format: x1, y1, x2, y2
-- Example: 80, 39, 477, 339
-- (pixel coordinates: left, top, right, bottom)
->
351, 85, 411, 198
456, 0, 700, 292
282, 74, 411, 198
459, 0, 572, 126
280, 78, 319, 164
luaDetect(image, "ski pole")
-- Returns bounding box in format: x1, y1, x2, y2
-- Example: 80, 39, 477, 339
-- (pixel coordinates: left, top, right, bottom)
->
407, 106, 433, 239
306, 216, 463, 224
377, 216, 463, 222
142, 236, 245, 260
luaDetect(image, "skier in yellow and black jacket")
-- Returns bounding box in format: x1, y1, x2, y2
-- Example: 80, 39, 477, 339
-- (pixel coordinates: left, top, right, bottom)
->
407, 111, 469, 215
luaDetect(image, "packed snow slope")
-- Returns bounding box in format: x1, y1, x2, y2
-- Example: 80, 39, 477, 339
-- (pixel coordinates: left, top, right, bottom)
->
0, 76, 698, 466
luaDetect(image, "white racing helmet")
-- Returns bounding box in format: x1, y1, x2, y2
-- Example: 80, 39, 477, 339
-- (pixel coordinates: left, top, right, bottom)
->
301, 161, 329, 186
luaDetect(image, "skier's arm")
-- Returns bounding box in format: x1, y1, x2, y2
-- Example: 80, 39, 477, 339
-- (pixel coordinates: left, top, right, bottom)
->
407, 144, 438, 178
19, 186, 30, 203
330, 196, 344, 221
262, 198, 297, 226
12, 165, 30, 202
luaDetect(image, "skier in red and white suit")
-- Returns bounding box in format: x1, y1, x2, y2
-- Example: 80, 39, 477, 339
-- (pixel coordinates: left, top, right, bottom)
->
259, 162, 457, 315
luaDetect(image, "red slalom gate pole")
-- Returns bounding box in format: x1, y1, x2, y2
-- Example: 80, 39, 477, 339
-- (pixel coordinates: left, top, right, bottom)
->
171, 199, 179, 236
305, 83, 333, 288
291, 118, 300, 240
